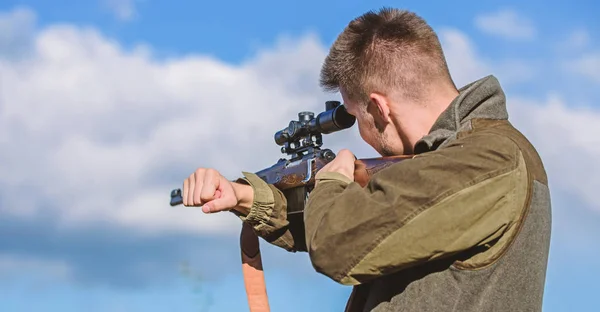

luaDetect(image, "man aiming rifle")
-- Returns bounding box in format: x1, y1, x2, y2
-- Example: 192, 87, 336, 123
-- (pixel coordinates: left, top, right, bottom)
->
180, 8, 551, 312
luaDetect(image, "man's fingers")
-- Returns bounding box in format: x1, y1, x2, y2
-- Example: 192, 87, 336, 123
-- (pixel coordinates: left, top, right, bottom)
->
182, 178, 189, 206
198, 169, 216, 206
182, 168, 230, 208
187, 172, 196, 206
202, 178, 236, 213
337, 148, 355, 161
315, 148, 356, 182
199, 169, 220, 204
202, 194, 237, 213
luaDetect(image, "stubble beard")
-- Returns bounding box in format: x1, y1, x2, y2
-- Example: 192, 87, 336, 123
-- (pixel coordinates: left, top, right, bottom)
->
376, 132, 396, 157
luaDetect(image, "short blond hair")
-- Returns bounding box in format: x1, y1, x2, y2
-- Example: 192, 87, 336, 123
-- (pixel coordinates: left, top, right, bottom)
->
320, 8, 455, 103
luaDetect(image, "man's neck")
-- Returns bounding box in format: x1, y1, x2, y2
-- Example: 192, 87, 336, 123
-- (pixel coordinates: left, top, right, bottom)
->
392, 88, 459, 153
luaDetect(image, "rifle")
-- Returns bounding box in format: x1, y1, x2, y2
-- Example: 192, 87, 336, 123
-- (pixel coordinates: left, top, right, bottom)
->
169, 101, 413, 311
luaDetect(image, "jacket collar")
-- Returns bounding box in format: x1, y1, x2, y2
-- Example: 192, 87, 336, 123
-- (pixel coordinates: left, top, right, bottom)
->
414, 75, 509, 154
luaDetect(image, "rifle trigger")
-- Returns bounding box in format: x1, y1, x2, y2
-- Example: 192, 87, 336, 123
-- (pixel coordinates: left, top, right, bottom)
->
301, 158, 315, 183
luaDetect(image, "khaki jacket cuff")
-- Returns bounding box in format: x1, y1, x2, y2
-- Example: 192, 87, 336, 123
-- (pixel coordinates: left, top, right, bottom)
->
315, 171, 353, 185
234, 172, 275, 230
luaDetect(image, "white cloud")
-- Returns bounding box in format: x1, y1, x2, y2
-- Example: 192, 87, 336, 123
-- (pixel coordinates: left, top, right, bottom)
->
440, 28, 537, 86
0, 7, 599, 240
475, 9, 536, 40
439, 29, 492, 87
0, 8, 367, 236
103, 0, 138, 21
508, 94, 600, 214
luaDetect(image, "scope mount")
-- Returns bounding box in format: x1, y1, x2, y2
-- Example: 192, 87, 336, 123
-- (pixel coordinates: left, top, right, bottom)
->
280, 111, 324, 158
274, 101, 355, 161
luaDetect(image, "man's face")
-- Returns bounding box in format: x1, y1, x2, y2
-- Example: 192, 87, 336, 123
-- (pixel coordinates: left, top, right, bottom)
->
340, 89, 400, 157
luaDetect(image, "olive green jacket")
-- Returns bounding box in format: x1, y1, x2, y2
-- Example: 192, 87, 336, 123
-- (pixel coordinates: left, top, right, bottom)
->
235, 75, 551, 311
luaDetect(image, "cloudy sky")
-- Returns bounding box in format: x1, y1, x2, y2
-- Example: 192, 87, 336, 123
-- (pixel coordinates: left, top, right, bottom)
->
0, 0, 598, 311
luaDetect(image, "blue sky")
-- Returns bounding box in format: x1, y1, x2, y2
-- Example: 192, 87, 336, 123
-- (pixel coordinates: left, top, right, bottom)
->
0, 0, 598, 311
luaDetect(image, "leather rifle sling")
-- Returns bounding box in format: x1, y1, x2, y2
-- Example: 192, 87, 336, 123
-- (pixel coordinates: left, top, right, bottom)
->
238, 181, 309, 311
240, 222, 270, 312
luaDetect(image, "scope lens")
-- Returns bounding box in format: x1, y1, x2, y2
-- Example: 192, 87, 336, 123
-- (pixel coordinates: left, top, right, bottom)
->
312, 105, 355, 134
332, 105, 356, 129
274, 129, 289, 145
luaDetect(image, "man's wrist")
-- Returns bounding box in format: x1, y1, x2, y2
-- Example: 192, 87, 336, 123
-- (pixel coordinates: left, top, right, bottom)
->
232, 182, 254, 215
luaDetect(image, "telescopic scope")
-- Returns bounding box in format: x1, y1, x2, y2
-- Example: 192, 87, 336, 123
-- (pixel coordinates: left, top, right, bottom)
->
274, 101, 355, 146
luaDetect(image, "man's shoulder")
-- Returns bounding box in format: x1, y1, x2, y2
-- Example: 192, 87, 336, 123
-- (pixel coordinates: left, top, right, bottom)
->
450, 118, 548, 185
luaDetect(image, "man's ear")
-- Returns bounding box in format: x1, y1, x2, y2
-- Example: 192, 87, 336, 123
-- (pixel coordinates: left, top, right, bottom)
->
368, 92, 392, 130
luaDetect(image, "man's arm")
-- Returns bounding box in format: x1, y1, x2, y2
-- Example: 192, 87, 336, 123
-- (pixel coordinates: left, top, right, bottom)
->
231, 173, 303, 252
177, 165, 302, 252
304, 131, 528, 285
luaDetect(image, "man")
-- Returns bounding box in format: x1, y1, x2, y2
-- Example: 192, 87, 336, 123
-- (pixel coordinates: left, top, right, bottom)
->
182, 8, 551, 312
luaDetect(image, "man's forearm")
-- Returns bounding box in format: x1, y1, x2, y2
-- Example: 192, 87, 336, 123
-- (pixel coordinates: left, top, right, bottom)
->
231, 182, 254, 216
231, 172, 304, 252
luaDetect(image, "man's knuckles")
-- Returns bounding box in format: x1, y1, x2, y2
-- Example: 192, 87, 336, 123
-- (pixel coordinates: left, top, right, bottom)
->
204, 168, 219, 177
194, 167, 207, 175
182, 167, 229, 208
199, 191, 214, 203
337, 149, 354, 158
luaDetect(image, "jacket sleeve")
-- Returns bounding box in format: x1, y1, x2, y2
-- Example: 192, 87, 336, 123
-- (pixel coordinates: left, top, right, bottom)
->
231, 172, 303, 252
303, 131, 529, 285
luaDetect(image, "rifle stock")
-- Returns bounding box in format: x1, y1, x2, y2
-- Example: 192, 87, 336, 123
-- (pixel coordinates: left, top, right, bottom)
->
353, 155, 415, 187
168, 154, 414, 208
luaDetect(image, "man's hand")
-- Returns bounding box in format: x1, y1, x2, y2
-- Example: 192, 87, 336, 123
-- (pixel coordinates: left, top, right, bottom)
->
317, 149, 356, 184
182, 168, 253, 215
